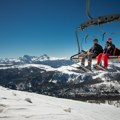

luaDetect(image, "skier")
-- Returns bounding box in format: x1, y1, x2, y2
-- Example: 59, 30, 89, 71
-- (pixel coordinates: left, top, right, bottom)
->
80, 39, 103, 70
96, 38, 116, 69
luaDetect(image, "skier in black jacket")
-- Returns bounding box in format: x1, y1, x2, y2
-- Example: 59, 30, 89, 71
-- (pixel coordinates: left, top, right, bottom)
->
80, 39, 103, 69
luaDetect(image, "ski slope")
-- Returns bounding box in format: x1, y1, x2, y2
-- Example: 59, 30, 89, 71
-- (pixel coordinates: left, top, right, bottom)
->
0, 86, 120, 120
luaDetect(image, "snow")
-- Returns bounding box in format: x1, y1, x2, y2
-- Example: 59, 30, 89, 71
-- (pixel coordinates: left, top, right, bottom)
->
50, 56, 69, 60
57, 65, 80, 75
0, 64, 55, 71
0, 63, 80, 75
0, 59, 120, 75
0, 63, 79, 75
0, 86, 120, 120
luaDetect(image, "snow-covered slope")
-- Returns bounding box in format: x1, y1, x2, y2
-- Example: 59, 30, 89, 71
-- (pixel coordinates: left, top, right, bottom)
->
0, 63, 79, 75
0, 86, 120, 120
0, 64, 55, 71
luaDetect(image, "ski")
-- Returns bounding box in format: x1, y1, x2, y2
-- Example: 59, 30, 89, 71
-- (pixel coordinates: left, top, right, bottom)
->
94, 64, 108, 71
79, 65, 93, 73
69, 65, 86, 73
76, 66, 88, 73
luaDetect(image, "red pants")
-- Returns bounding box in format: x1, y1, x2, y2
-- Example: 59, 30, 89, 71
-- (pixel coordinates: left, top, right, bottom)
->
97, 53, 110, 68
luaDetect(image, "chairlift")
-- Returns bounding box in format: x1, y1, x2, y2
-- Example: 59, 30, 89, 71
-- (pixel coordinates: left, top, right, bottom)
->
71, 0, 120, 63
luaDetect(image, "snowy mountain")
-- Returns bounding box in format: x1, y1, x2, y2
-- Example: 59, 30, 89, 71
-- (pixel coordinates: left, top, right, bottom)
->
0, 61, 120, 100
0, 86, 120, 120
19, 54, 50, 62
0, 54, 72, 68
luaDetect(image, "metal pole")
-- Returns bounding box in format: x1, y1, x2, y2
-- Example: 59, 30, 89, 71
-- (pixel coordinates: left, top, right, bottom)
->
86, 0, 93, 19
75, 30, 81, 54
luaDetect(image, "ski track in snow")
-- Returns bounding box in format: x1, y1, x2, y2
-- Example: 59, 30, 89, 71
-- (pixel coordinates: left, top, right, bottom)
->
0, 86, 120, 120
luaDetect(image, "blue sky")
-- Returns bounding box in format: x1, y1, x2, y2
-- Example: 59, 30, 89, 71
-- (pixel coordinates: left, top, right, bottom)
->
0, 0, 120, 58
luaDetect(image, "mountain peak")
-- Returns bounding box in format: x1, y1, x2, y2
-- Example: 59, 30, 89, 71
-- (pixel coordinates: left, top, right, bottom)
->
39, 54, 50, 60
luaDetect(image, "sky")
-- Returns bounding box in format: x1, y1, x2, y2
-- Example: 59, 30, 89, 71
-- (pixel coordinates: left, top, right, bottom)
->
0, 0, 120, 58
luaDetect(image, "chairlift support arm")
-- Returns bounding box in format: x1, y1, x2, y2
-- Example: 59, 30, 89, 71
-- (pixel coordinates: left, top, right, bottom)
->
75, 29, 81, 54
80, 14, 120, 30
86, 0, 93, 19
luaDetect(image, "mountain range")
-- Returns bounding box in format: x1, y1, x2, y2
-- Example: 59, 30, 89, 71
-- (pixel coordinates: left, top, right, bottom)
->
0, 54, 120, 100
0, 54, 72, 68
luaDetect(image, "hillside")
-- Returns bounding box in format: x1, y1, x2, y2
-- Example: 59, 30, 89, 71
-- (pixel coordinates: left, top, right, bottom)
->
0, 86, 120, 120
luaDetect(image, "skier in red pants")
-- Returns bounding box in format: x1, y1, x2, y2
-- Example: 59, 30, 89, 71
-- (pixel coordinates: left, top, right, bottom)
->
96, 38, 115, 69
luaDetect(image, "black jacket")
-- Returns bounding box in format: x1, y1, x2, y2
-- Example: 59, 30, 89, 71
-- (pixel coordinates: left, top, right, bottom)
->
89, 43, 103, 56
104, 42, 115, 55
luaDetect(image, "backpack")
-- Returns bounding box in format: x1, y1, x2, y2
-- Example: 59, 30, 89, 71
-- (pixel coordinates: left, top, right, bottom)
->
113, 48, 120, 56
